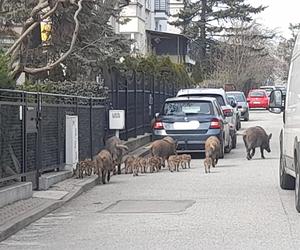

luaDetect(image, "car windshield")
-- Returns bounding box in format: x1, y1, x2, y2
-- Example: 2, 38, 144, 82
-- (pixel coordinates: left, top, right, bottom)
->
227, 93, 245, 102
162, 101, 213, 116
250, 91, 265, 97
179, 94, 225, 106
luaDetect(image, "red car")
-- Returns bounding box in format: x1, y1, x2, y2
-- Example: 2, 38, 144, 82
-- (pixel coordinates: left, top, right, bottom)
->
247, 89, 269, 109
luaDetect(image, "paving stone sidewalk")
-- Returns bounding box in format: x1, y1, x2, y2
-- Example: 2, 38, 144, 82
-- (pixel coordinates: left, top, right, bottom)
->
0, 144, 150, 242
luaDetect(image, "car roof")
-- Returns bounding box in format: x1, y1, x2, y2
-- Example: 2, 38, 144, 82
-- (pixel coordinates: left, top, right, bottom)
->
259, 86, 276, 89
249, 89, 267, 92
177, 88, 226, 96
165, 96, 217, 102
226, 91, 244, 94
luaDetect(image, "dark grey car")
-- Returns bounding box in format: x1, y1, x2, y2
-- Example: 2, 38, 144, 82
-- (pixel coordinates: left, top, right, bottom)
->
152, 97, 231, 157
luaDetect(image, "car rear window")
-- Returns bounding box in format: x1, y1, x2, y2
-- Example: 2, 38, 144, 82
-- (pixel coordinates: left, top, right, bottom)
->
228, 93, 245, 102
179, 94, 225, 106
162, 101, 213, 116
249, 91, 266, 97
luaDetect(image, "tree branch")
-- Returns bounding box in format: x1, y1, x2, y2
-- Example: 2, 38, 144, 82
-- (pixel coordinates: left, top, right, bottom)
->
23, 0, 83, 74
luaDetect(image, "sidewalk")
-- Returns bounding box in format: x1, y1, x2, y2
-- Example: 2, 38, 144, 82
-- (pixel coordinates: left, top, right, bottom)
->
0, 138, 150, 242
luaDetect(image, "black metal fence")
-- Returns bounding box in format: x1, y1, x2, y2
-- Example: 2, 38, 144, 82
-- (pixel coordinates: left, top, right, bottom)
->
0, 72, 178, 189
106, 69, 177, 140
0, 90, 107, 189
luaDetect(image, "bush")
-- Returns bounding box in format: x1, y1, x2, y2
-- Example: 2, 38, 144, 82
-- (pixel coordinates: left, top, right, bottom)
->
18, 80, 108, 98
121, 55, 194, 87
0, 52, 15, 89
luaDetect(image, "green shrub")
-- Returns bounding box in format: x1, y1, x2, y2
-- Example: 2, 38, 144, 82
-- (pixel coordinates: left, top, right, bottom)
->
0, 52, 15, 89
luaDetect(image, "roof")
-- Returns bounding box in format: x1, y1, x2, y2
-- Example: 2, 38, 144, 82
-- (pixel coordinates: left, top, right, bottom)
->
177, 88, 226, 97
226, 91, 244, 94
146, 30, 189, 40
165, 96, 217, 102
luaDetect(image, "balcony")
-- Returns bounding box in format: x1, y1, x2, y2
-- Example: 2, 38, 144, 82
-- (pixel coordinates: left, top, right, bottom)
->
155, 0, 170, 13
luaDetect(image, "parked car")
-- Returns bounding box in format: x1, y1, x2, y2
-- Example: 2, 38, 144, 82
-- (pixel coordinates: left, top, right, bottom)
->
227, 95, 241, 130
176, 88, 237, 149
247, 89, 269, 109
259, 85, 276, 97
227, 91, 249, 121
268, 33, 300, 212
152, 96, 232, 157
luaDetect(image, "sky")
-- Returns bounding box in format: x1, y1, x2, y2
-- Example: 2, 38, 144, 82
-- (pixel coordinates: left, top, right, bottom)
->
247, 0, 300, 38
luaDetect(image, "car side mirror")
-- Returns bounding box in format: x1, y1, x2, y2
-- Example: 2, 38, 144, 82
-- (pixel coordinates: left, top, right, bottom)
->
268, 90, 283, 114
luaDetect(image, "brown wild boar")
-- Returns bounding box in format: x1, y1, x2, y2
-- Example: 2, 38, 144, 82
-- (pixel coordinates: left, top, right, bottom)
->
95, 149, 114, 184
105, 136, 129, 175
179, 154, 192, 169
168, 155, 181, 172
204, 157, 213, 174
204, 136, 221, 173
243, 126, 272, 160
147, 136, 177, 167
147, 156, 162, 173
124, 155, 136, 174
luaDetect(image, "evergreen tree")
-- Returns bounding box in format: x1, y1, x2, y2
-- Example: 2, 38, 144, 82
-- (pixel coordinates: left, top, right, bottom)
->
171, 0, 266, 82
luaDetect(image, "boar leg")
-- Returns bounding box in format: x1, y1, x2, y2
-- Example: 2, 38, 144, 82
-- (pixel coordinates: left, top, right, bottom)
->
251, 148, 256, 158
107, 171, 111, 183
260, 147, 265, 159
102, 170, 106, 184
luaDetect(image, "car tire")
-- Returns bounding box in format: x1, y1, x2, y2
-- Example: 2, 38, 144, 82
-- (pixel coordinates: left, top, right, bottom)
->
295, 161, 300, 212
219, 139, 224, 159
279, 154, 294, 190
244, 113, 249, 121
232, 133, 237, 149
224, 136, 232, 153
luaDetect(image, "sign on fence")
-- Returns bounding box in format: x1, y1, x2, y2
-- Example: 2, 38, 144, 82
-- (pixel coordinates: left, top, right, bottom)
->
109, 110, 125, 138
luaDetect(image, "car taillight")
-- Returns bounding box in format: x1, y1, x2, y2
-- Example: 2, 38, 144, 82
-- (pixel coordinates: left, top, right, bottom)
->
153, 121, 164, 129
210, 118, 221, 129
223, 108, 233, 117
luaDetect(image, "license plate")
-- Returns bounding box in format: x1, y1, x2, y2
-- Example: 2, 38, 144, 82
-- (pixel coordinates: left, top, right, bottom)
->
173, 121, 200, 130
253, 101, 261, 104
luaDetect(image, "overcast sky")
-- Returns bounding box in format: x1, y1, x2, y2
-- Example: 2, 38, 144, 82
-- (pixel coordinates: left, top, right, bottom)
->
247, 0, 300, 38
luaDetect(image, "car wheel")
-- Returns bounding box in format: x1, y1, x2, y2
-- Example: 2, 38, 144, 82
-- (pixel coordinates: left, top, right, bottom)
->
219, 139, 224, 159
295, 162, 300, 212
232, 133, 237, 149
279, 154, 294, 190
244, 114, 249, 121
224, 135, 232, 153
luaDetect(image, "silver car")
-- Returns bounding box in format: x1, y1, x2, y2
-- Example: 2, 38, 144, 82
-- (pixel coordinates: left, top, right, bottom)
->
226, 91, 249, 121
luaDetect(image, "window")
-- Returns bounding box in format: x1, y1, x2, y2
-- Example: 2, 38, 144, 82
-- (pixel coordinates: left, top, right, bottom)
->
162, 101, 213, 116
249, 91, 266, 97
155, 0, 170, 12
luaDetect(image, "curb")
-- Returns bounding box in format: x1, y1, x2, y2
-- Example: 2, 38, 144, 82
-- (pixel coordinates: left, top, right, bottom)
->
0, 147, 150, 242
0, 176, 98, 242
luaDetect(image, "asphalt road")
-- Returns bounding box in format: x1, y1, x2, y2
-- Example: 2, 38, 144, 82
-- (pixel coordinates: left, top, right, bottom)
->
1, 110, 300, 250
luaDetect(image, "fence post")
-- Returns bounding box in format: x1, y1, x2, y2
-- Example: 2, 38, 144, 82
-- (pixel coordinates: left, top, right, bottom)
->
152, 74, 155, 117
90, 98, 93, 160
142, 73, 145, 134
35, 93, 42, 190
21, 92, 26, 182
125, 76, 129, 140
134, 71, 137, 138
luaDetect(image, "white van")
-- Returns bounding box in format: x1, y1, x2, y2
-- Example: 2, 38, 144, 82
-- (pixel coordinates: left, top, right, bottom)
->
269, 33, 300, 212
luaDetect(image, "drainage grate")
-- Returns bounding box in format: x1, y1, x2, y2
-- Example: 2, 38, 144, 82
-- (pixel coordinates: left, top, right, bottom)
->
98, 200, 195, 214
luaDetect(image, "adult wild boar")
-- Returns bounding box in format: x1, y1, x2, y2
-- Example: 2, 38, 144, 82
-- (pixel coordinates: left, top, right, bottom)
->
105, 136, 129, 174
147, 136, 177, 167
204, 136, 220, 173
95, 149, 114, 184
243, 126, 272, 160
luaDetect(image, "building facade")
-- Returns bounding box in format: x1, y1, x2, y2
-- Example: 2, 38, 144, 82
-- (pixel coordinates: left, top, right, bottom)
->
114, 0, 188, 60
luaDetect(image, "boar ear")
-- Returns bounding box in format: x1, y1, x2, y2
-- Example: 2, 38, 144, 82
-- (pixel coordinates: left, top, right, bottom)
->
268, 133, 272, 140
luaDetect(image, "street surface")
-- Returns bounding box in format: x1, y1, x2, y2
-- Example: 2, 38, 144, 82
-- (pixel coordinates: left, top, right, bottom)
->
1, 110, 300, 250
